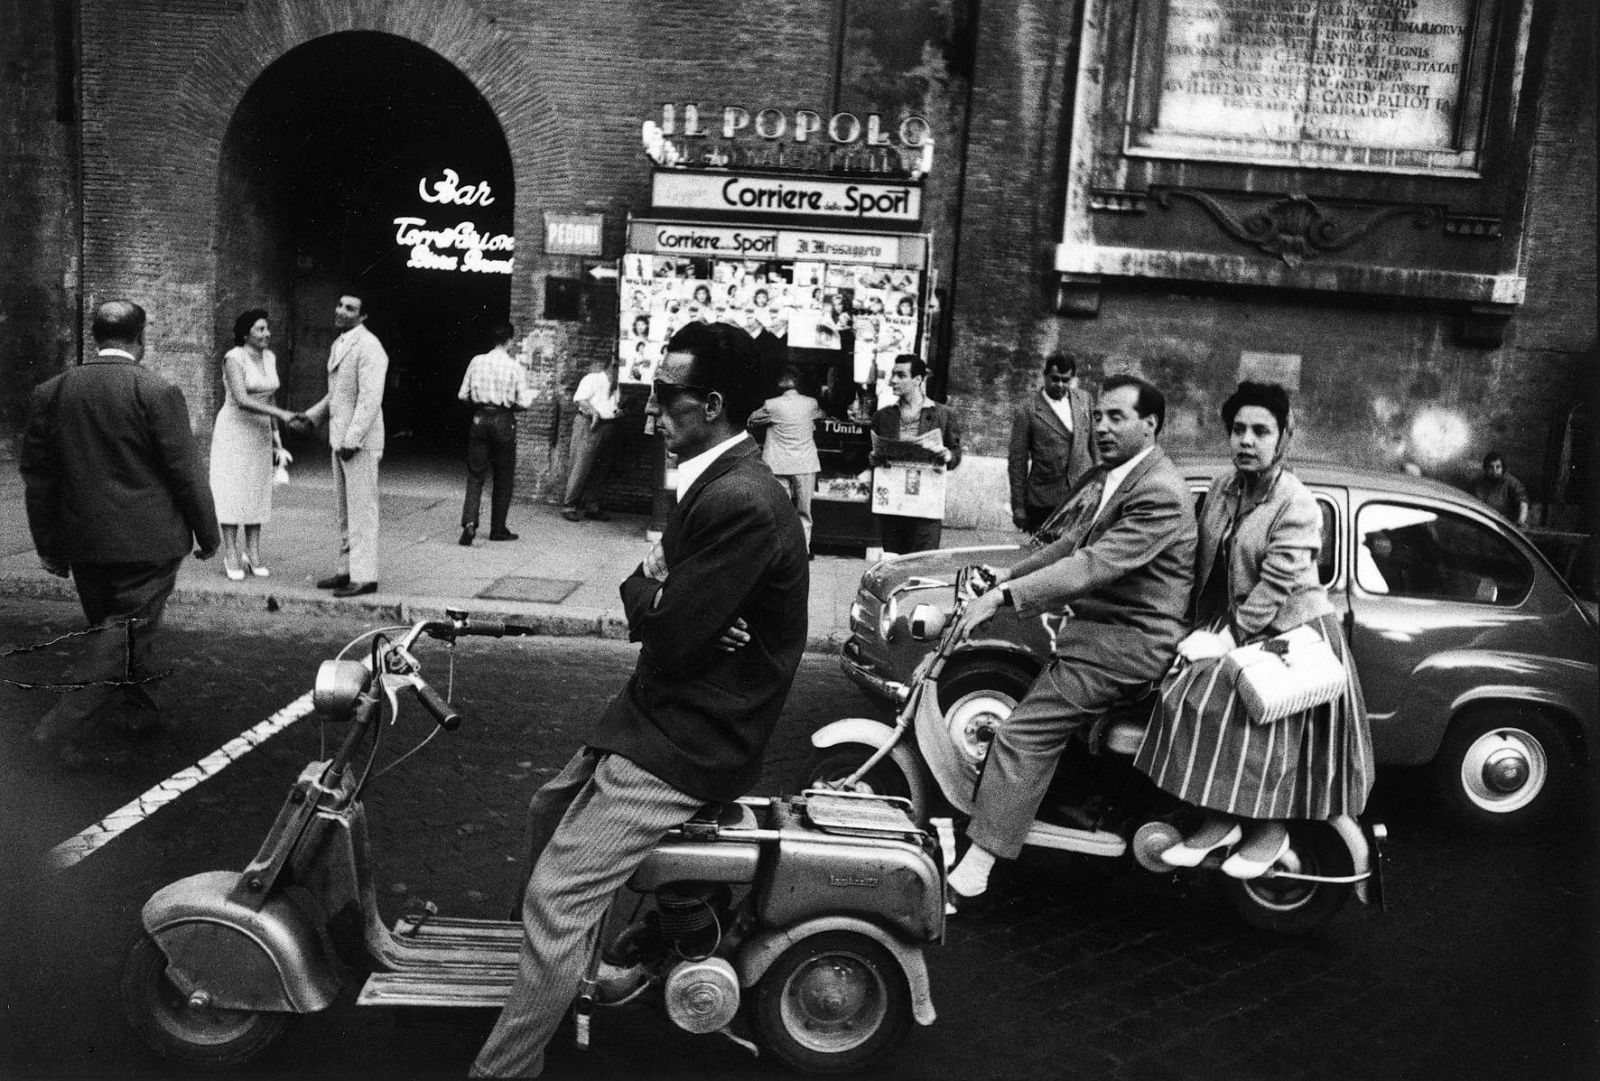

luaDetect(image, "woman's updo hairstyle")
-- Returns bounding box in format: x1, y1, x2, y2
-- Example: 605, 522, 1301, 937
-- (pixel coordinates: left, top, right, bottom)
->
1221, 380, 1292, 436
233, 308, 271, 347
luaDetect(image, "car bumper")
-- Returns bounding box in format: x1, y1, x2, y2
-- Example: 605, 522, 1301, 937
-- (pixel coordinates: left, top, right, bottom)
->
840, 639, 907, 702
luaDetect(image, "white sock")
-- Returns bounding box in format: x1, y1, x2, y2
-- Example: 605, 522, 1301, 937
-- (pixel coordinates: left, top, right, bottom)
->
947, 844, 997, 896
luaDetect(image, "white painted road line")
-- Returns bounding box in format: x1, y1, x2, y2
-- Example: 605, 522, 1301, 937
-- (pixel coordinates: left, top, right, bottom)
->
43, 692, 316, 873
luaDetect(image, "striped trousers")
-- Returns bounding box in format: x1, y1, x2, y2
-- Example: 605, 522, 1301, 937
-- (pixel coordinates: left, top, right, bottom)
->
471, 749, 704, 1078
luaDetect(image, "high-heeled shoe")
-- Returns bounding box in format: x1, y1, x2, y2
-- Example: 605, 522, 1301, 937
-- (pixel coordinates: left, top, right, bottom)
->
223, 557, 246, 582
1160, 821, 1242, 867
1221, 823, 1291, 879
242, 554, 270, 577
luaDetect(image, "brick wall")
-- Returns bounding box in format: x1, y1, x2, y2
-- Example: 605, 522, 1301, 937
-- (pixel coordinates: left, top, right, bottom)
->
13, 0, 1594, 526
0, 0, 79, 440
946, 0, 1596, 519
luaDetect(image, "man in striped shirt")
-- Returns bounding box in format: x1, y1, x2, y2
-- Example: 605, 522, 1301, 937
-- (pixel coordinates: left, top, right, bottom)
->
458, 323, 535, 546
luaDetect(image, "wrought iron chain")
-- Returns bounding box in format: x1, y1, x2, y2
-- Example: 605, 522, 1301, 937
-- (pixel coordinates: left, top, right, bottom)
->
0, 618, 173, 692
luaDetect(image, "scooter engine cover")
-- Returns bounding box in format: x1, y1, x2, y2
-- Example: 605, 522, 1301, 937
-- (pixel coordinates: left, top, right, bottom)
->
1132, 821, 1185, 874
664, 957, 740, 1033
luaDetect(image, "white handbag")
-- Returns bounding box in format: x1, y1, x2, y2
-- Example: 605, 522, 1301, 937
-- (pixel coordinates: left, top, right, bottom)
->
1221, 623, 1346, 725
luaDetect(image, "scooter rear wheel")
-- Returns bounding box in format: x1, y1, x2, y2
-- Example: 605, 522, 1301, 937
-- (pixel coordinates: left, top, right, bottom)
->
1218, 822, 1353, 935
752, 930, 913, 1073
122, 934, 295, 1068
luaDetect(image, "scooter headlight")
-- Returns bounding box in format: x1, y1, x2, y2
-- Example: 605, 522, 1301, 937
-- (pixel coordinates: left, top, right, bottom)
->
313, 659, 369, 719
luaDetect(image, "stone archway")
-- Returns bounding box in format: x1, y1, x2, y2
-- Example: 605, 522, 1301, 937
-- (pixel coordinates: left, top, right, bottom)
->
83, 0, 575, 428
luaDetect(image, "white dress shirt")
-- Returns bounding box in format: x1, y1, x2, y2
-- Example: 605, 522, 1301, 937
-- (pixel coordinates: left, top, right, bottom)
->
675, 433, 750, 499
1044, 389, 1074, 432
1094, 444, 1156, 521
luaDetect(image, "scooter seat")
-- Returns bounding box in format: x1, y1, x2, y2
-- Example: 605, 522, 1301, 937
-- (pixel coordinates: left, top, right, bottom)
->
1088, 693, 1157, 757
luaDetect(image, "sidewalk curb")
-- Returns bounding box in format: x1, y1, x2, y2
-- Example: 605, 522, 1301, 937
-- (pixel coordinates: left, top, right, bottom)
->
0, 574, 850, 653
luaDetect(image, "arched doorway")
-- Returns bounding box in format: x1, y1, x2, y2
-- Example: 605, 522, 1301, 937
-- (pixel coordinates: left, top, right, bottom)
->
216, 31, 513, 461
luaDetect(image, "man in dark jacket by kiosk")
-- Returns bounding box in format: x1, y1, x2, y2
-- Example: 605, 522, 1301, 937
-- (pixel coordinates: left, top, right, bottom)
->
473, 321, 809, 1078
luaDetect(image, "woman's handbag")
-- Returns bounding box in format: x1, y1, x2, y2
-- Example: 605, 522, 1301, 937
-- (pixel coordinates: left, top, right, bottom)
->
273, 444, 292, 486
1221, 623, 1346, 724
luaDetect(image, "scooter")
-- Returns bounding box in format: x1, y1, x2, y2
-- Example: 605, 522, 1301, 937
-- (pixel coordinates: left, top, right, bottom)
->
802, 568, 1386, 935
122, 610, 944, 1073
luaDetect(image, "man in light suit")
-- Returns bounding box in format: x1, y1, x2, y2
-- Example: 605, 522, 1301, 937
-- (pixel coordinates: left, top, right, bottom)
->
20, 300, 221, 766
1008, 351, 1095, 534
298, 291, 388, 597
747, 365, 824, 552
945, 374, 1197, 908
472, 321, 808, 1078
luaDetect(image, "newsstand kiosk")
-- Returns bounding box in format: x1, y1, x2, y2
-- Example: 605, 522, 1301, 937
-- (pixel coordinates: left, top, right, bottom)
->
618, 164, 934, 552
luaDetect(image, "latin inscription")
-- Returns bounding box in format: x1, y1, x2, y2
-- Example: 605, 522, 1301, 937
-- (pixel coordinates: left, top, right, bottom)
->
1152, 0, 1473, 161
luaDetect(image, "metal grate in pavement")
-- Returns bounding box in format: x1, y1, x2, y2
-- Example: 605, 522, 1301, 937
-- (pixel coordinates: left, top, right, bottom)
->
477, 577, 581, 604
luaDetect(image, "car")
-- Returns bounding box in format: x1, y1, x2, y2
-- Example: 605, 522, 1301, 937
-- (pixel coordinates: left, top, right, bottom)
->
840, 458, 1598, 830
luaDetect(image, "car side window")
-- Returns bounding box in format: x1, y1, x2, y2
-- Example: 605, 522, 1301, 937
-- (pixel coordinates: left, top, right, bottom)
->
1355, 502, 1533, 606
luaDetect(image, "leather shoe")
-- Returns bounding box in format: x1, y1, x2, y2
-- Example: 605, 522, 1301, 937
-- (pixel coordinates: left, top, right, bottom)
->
489, 531, 519, 541
561, 508, 582, 522
316, 573, 350, 590
458, 527, 475, 547
584, 509, 610, 521
945, 883, 994, 918
332, 581, 377, 598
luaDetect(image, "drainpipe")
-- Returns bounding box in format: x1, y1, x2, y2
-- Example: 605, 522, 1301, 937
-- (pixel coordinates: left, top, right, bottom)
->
934, 0, 981, 403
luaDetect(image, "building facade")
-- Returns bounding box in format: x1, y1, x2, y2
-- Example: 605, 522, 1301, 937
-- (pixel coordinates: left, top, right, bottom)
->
2, 0, 1593, 531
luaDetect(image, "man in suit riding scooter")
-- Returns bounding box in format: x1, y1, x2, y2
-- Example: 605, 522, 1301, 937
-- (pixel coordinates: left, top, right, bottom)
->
945, 374, 1197, 911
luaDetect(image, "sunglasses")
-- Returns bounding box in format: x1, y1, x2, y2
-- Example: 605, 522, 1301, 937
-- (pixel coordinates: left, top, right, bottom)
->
650, 380, 718, 408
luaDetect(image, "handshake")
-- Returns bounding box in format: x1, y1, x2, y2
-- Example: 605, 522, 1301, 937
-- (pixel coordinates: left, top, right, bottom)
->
284, 413, 314, 435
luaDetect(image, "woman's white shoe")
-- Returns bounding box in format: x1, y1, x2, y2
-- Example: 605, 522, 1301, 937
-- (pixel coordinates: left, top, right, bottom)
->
1221, 825, 1291, 879
1159, 822, 1242, 867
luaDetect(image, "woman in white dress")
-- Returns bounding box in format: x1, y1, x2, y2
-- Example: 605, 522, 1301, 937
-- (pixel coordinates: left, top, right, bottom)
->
208, 309, 300, 578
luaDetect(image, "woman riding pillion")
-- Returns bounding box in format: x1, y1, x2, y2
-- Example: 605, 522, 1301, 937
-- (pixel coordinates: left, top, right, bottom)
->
1134, 381, 1375, 875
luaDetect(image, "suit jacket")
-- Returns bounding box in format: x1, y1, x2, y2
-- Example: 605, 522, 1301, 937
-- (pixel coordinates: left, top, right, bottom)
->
588, 438, 810, 801
749, 390, 823, 475
1005, 445, 1197, 682
1008, 387, 1094, 513
20, 355, 220, 565
1194, 467, 1335, 639
317, 324, 389, 452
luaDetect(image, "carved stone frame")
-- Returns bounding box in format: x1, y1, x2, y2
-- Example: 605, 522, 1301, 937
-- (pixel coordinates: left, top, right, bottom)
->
1055, 0, 1543, 343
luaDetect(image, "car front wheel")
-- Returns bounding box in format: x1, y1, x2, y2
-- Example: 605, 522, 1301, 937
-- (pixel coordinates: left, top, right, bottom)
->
1434, 706, 1576, 830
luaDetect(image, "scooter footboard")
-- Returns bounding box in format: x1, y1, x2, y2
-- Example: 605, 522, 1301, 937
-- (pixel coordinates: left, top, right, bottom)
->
141, 870, 341, 1013
737, 916, 936, 1026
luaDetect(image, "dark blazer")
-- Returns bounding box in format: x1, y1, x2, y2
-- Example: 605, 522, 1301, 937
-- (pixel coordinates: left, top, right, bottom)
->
1005, 446, 1197, 682
588, 437, 810, 802
1008, 387, 1094, 513
20, 355, 220, 565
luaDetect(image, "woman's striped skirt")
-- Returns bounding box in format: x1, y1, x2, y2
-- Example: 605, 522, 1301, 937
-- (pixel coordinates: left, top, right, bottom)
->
1132, 611, 1375, 820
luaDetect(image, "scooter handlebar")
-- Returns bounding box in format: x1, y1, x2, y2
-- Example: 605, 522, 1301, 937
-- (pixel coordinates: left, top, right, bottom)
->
420, 618, 538, 641
413, 681, 462, 731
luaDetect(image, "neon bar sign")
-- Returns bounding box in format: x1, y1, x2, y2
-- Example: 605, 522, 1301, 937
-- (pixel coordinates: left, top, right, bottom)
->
394, 169, 514, 274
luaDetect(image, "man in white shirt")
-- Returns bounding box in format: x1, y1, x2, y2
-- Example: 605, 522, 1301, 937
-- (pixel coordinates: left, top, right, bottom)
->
561, 359, 620, 522
457, 323, 535, 545
1008, 352, 1095, 534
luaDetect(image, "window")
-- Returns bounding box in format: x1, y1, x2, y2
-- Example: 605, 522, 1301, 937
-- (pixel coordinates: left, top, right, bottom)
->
1356, 502, 1532, 605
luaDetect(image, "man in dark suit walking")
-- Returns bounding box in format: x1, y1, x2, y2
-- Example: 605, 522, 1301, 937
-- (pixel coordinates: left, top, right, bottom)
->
945, 374, 1196, 908
472, 321, 809, 1079
1008, 352, 1095, 534
20, 299, 221, 766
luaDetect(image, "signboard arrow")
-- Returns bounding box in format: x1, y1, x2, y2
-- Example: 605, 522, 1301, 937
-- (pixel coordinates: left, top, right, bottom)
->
588, 264, 619, 280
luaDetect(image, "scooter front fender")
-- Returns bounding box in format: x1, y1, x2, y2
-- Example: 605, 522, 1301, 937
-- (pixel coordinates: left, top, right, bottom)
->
737, 916, 936, 1027
142, 870, 342, 1013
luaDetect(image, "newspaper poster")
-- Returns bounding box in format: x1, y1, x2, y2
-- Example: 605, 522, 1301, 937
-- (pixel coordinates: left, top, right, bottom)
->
872, 461, 946, 519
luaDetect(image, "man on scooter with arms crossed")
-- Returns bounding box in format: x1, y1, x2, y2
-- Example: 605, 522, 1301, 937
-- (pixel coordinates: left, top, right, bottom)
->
945, 374, 1196, 912
472, 322, 810, 1078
